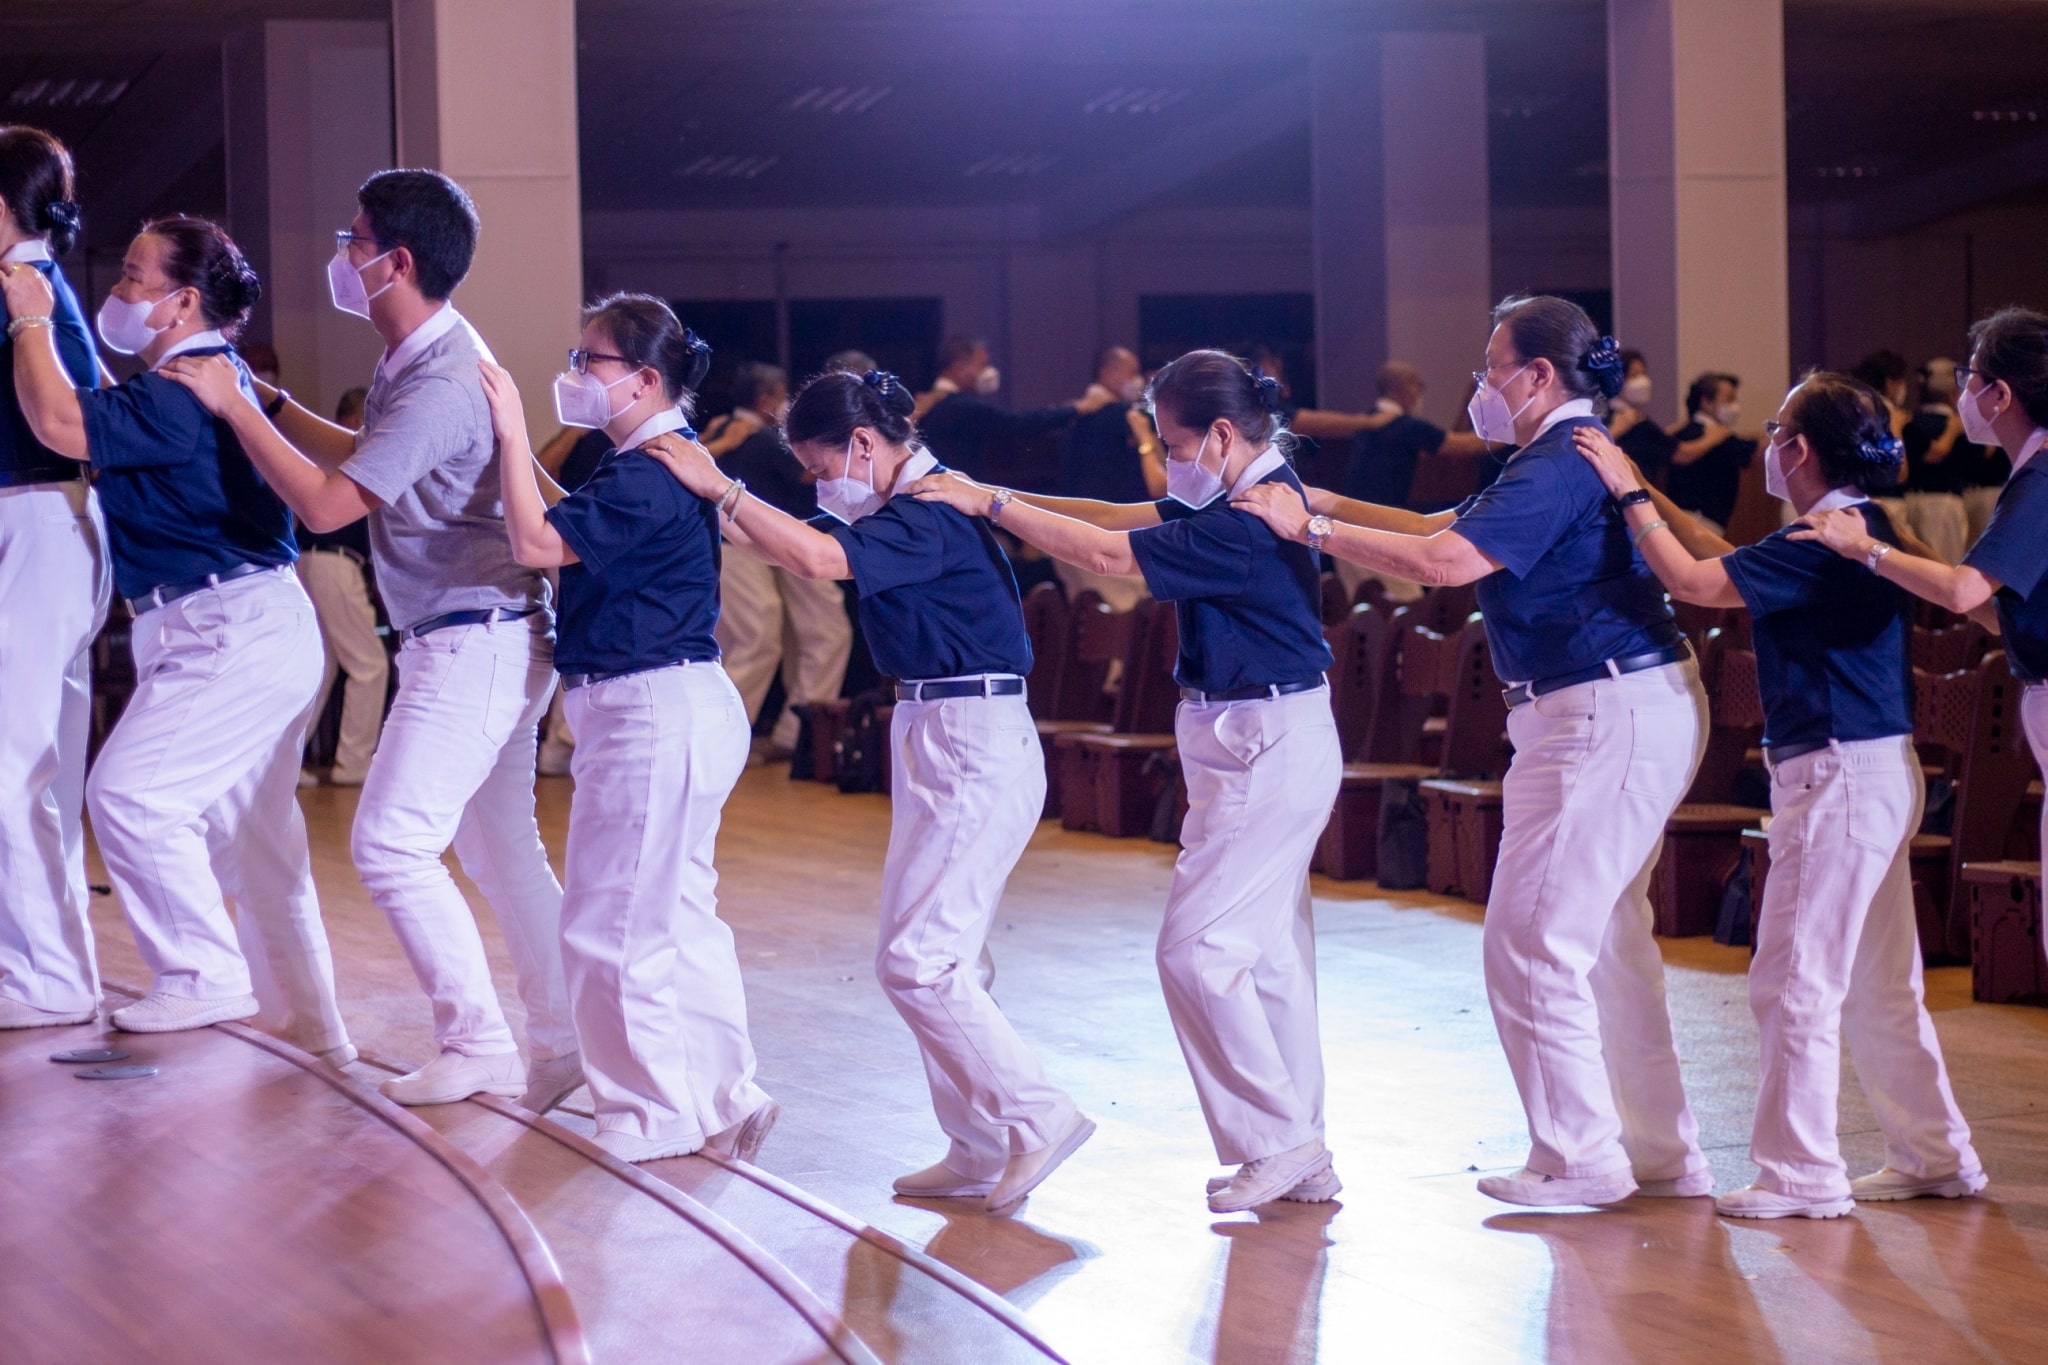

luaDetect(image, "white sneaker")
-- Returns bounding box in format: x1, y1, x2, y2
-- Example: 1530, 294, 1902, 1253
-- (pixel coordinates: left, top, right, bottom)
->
593, 1127, 703, 1163
1716, 1184, 1854, 1220
1477, 1166, 1637, 1208
536, 740, 574, 778
378, 1049, 525, 1106
110, 991, 259, 1033
893, 1161, 998, 1199
518, 1051, 585, 1114
1209, 1140, 1332, 1214
1849, 1167, 1988, 1202
988, 1112, 1097, 1212
707, 1099, 781, 1164
313, 1042, 358, 1068
0, 996, 96, 1029
1636, 1169, 1716, 1198
1208, 1162, 1343, 1203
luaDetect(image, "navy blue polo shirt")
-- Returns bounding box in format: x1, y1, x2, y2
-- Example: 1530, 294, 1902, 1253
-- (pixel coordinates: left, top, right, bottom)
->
1668, 423, 1755, 528
829, 460, 1032, 680
76, 345, 298, 601
1451, 415, 1680, 684
1058, 404, 1150, 503
1, 258, 97, 482
1129, 459, 1334, 693
546, 448, 722, 677
1962, 456, 2048, 683
1722, 500, 1914, 747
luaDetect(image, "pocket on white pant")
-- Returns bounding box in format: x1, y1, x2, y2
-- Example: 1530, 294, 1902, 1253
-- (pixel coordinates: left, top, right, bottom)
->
1620, 705, 1694, 799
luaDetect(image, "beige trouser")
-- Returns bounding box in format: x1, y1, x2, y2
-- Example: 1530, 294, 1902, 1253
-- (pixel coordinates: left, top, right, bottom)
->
296, 549, 389, 779
717, 540, 852, 749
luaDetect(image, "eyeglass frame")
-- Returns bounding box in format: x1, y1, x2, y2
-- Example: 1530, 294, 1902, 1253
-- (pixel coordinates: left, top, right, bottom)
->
567, 347, 637, 374
1762, 420, 1798, 443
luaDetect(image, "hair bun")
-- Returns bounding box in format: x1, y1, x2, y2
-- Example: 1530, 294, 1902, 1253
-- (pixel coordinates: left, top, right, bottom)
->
1858, 433, 1905, 466
39, 199, 80, 254
1248, 366, 1285, 415
1581, 335, 1626, 399
207, 249, 262, 315
681, 326, 712, 391
863, 368, 916, 419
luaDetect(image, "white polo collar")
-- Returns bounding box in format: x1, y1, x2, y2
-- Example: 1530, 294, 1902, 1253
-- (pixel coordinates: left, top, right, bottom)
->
2013, 427, 2048, 474
1228, 445, 1287, 498
150, 329, 229, 372
1533, 398, 1596, 440
379, 302, 463, 382
1807, 485, 1869, 515
2, 239, 52, 264
615, 405, 692, 453
891, 447, 939, 494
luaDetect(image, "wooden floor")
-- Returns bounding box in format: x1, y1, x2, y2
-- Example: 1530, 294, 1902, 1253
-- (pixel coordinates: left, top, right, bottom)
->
65, 764, 2048, 1363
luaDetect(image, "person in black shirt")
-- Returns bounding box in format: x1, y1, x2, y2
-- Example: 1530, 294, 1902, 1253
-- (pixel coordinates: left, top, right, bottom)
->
1607, 350, 1678, 488
1053, 345, 1162, 608
1668, 372, 1755, 535
914, 335, 1106, 479
296, 385, 388, 787
1892, 356, 1970, 563
1337, 360, 1489, 601
709, 362, 851, 755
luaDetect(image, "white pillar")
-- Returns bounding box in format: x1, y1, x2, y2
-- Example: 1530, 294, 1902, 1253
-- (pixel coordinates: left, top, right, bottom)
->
224, 20, 394, 416
392, 0, 585, 436
1609, 0, 1789, 426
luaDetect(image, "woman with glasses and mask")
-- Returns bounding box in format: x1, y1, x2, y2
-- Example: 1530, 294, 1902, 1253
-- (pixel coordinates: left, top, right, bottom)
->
647, 368, 1093, 1212
1577, 374, 1982, 1219
1234, 296, 1711, 1210
0, 216, 349, 1061
0, 125, 110, 1032
905, 350, 1343, 1217
469, 293, 780, 1166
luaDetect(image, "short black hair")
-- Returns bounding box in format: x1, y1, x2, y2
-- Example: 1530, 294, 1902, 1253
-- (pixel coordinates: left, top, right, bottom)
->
937, 336, 986, 370
1968, 306, 2048, 429
1851, 349, 1909, 393
734, 362, 788, 412
356, 168, 479, 301
1685, 371, 1738, 416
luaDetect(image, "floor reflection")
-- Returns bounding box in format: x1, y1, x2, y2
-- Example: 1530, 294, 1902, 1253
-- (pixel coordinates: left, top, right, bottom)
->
1203, 1200, 1340, 1364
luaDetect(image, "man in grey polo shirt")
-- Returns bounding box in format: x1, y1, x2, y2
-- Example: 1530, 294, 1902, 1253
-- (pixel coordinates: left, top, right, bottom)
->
213, 170, 578, 1109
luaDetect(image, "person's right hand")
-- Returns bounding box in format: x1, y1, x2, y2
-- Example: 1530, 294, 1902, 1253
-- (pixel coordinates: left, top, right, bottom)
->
0, 261, 56, 321
641, 431, 731, 501
477, 361, 530, 452
1572, 426, 1643, 499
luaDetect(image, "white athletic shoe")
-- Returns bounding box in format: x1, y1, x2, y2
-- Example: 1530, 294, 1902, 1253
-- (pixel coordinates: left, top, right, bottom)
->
592, 1127, 704, 1163
1715, 1184, 1855, 1220
1849, 1167, 1988, 1202
518, 1051, 585, 1114
378, 1049, 525, 1106
1209, 1140, 1333, 1214
988, 1112, 1097, 1212
110, 991, 259, 1033
313, 1042, 359, 1068
1477, 1166, 1637, 1208
1635, 1169, 1717, 1198
1207, 1162, 1343, 1203
893, 1161, 998, 1200
707, 1099, 781, 1164
0, 996, 96, 1029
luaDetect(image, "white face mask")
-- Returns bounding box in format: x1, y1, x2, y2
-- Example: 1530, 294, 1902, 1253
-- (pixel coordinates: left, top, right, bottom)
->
974, 365, 1002, 397
328, 247, 394, 320
96, 289, 175, 356
1620, 374, 1653, 408
1763, 436, 1794, 503
1712, 401, 1741, 428
1958, 380, 2000, 446
1165, 429, 1226, 509
816, 439, 884, 523
552, 369, 638, 429
1467, 363, 1532, 445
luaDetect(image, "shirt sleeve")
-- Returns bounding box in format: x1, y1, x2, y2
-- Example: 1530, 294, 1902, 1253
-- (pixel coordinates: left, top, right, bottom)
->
1448, 454, 1571, 578
831, 500, 954, 595
78, 375, 209, 471
1723, 526, 1862, 619
340, 372, 468, 505
546, 456, 681, 577
1407, 418, 1447, 458
1128, 504, 1255, 602
1963, 471, 2048, 596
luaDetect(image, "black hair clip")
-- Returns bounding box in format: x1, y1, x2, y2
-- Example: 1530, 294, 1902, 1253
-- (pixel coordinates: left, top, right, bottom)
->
681, 326, 712, 390
1249, 366, 1285, 414
1581, 335, 1626, 397
41, 200, 81, 231
1858, 434, 1905, 465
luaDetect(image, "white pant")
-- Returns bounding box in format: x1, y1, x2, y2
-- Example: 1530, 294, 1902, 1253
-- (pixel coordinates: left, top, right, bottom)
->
1053, 559, 1152, 613
1750, 737, 1980, 1199
563, 663, 763, 1145
0, 481, 109, 1014
297, 549, 389, 779
878, 692, 1075, 1180
1160, 687, 1341, 1165
351, 614, 574, 1059
1330, 556, 1423, 606
87, 567, 347, 1050
717, 540, 852, 749
1484, 660, 1708, 1181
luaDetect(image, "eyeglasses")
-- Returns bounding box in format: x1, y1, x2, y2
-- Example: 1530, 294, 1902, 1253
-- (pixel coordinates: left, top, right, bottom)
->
333, 229, 392, 253
567, 348, 634, 374
1471, 359, 1522, 387
1953, 363, 1980, 392
1762, 420, 1797, 442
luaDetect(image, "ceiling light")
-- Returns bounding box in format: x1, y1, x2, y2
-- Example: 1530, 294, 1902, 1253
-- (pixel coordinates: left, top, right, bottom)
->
6, 76, 130, 108
676, 155, 779, 180
787, 85, 892, 115
1083, 88, 1190, 115
964, 152, 1061, 177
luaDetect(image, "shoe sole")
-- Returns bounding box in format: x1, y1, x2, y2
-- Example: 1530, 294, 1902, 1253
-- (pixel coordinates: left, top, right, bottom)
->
1852, 1177, 1986, 1202
894, 1181, 998, 1199
1206, 1167, 1343, 1203
381, 1080, 526, 1107
0, 1010, 97, 1030
1210, 1150, 1335, 1214
1717, 1201, 1855, 1220
111, 1003, 259, 1033
1478, 1175, 1638, 1208
987, 1115, 1097, 1212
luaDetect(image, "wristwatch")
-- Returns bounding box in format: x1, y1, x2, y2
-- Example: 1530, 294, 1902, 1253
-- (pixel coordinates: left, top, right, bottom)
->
1864, 541, 1892, 572
264, 388, 291, 418
1616, 488, 1654, 510
989, 487, 1014, 524
1306, 514, 1334, 553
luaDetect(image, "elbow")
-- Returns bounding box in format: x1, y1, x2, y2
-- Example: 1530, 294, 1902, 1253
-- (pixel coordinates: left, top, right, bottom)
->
301, 507, 349, 536
798, 546, 846, 581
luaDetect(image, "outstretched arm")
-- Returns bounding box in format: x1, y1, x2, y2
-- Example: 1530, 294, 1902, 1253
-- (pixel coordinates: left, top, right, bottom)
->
642, 434, 850, 580
1574, 427, 1742, 607
1791, 507, 2001, 616
909, 470, 1138, 576
1298, 483, 1456, 537
1233, 482, 1498, 589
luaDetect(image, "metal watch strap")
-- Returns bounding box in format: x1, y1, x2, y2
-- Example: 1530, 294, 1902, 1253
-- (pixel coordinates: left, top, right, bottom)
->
1865, 540, 1892, 571
1306, 514, 1333, 552
989, 487, 1014, 524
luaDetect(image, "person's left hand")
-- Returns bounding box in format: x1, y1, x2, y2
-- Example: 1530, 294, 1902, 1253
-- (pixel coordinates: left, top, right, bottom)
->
477, 360, 531, 452
1788, 506, 1877, 561
641, 431, 730, 501
160, 353, 254, 418
1572, 425, 1643, 499
905, 469, 995, 516
1231, 481, 1311, 541
0, 261, 56, 321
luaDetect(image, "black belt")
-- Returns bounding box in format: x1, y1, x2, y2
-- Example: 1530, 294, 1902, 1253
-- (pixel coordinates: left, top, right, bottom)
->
562, 659, 716, 691
1764, 739, 1830, 765
0, 465, 82, 489
896, 676, 1025, 702
1502, 643, 1692, 709
126, 561, 274, 615
1179, 678, 1326, 704
404, 605, 542, 641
